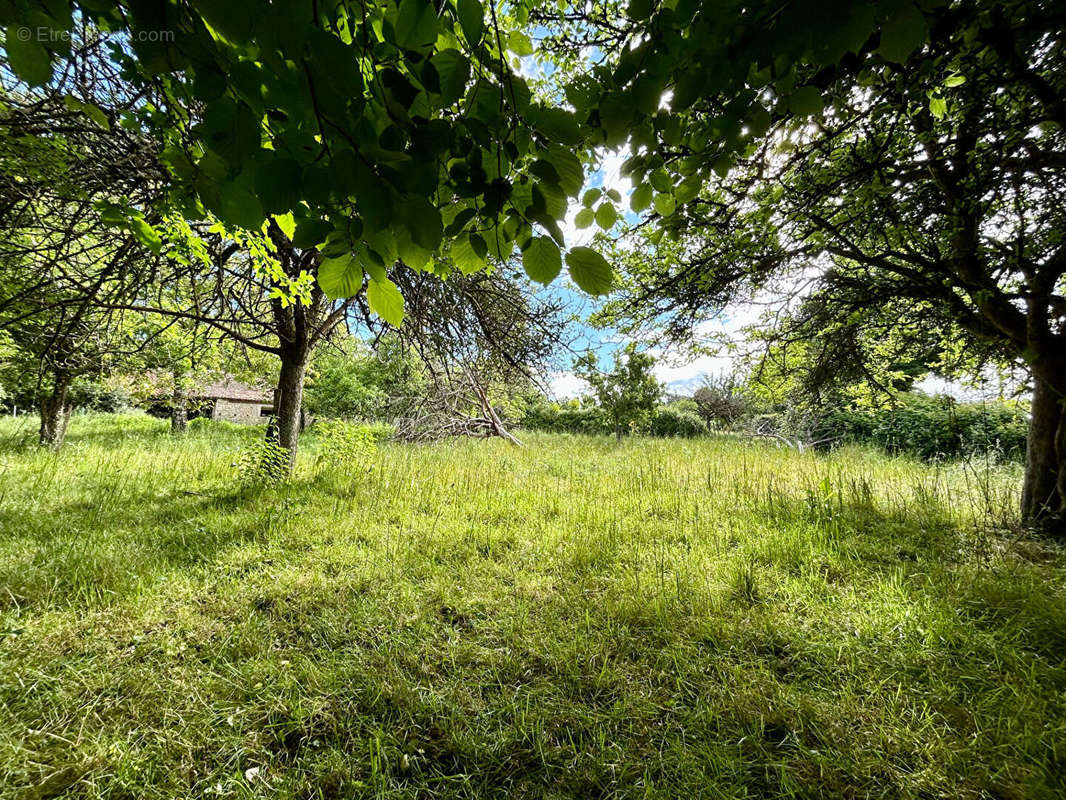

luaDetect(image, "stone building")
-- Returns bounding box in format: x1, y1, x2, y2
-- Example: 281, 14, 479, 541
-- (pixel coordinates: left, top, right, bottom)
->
203, 379, 274, 424
145, 377, 274, 425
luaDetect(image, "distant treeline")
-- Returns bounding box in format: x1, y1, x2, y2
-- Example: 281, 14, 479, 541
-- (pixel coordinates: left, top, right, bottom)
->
519, 393, 1028, 461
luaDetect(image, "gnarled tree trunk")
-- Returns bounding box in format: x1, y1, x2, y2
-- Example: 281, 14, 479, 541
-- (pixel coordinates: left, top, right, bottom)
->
38, 371, 73, 448
1021, 375, 1066, 535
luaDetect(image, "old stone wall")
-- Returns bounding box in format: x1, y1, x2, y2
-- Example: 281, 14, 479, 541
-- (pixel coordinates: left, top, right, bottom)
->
212, 399, 270, 424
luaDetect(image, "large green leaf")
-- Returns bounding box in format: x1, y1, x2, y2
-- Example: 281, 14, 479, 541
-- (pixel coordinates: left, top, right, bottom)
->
566, 247, 614, 295
219, 181, 265, 230
653, 192, 676, 216
254, 156, 302, 213
595, 202, 618, 230
318, 254, 364, 299
879, 3, 927, 64
630, 182, 653, 212
522, 236, 562, 285
395, 0, 439, 52
456, 0, 484, 46
788, 85, 823, 116
545, 146, 584, 197
451, 232, 487, 274
367, 277, 405, 326
430, 49, 470, 106
575, 208, 595, 229
6, 29, 53, 85
398, 196, 443, 251
531, 107, 582, 146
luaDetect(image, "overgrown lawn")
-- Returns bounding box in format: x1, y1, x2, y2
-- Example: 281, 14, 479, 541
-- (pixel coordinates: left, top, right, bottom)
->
0, 414, 1063, 799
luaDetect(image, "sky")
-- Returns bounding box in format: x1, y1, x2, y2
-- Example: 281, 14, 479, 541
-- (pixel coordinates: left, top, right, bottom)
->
516, 45, 1017, 404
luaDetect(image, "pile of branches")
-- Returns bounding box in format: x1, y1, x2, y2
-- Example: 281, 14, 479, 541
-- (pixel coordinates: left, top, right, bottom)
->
392, 369, 523, 447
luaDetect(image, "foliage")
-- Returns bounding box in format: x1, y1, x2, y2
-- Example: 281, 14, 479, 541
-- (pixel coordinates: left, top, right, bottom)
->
312, 418, 381, 477
3, 415, 1065, 797
303, 337, 423, 421
235, 433, 291, 487
646, 401, 707, 438
813, 394, 1029, 461
519, 396, 611, 435
3, 0, 610, 313
692, 376, 754, 430
574, 344, 661, 438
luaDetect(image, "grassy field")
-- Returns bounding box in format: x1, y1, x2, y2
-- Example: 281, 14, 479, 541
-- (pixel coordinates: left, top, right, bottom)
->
0, 413, 1064, 799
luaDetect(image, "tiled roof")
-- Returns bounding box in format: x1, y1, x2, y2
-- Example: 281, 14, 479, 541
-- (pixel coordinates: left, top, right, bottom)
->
199, 378, 272, 403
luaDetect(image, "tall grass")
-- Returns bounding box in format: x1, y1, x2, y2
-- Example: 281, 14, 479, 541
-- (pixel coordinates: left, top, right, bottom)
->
0, 414, 1063, 799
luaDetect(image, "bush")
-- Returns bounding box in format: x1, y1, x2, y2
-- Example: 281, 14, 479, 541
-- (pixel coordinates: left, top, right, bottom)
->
519, 399, 611, 435
693, 377, 752, 428
647, 405, 708, 437
813, 393, 1027, 460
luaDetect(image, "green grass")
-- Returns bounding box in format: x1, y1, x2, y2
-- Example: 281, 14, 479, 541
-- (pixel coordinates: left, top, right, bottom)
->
0, 413, 1064, 799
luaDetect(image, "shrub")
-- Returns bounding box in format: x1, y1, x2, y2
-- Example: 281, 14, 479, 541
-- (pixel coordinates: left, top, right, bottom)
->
647, 405, 708, 437
813, 393, 1027, 460
519, 399, 610, 435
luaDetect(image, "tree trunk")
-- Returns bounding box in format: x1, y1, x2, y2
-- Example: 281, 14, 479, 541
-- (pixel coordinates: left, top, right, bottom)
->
170, 385, 188, 434
1021, 375, 1066, 535
38, 372, 73, 448
272, 350, 307, 473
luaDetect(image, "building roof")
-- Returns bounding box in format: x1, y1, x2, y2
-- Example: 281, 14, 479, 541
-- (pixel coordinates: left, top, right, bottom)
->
200, 378, 272, 403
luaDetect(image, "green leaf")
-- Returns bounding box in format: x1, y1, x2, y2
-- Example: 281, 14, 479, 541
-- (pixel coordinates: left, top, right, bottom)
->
566, 247, 614, 295
293, 218, 333, 250
318, 254, 364, 299
944, 73, 966, 87
452, 232, 487, 274
575, 208, 595, 229
582, 188, 602, 207
274, 213, 296, 240
788, 86, 823, 116
653, 193, 676, 216
627, 0, 655, 19
367, 277, 405, 326
130, 216, 162, 254
630, 183, 653, 212
6, 28, 53, 85
650, 168, 672, 193
395, 0, 439, 51
545, 145, 584, 197
254, 157, 302, 213
595, 203, 618, 230
219, 181, 265, 230
456, 0, 484, 46
508, 31, 533, 56
928, 94, 947, 119
398, 196, 443, 251
879, 3, 927, 64
675, 177, 701, 205
522, 236, 562, 285
531, 107, 582, 146
430, 49, 470, 106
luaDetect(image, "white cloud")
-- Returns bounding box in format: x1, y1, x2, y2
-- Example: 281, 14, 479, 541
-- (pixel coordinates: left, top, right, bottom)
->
547, 370, 589, 400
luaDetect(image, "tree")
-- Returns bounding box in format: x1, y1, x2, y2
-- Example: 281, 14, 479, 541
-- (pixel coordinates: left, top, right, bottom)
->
575, 344, 660, 440
3, 0, 612, 310
0, 26, 172, 446
303, 335, 423, 421
539, 0, 1066, 532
